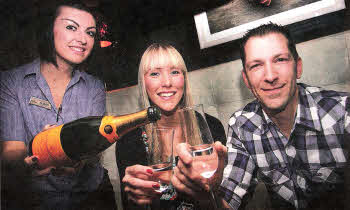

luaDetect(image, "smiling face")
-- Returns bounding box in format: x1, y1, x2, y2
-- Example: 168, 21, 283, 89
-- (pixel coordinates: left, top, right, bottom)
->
144, 65, 185, 114
242, 32, 303, 114
53, 6, 96, 66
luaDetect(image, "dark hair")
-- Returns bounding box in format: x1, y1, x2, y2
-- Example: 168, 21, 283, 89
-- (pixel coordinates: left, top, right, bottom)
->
36, 0, 100, 67
240, 23, 299, 71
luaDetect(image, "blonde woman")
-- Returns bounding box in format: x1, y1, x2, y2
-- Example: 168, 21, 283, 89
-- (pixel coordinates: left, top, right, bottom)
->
115, 43, 226, 209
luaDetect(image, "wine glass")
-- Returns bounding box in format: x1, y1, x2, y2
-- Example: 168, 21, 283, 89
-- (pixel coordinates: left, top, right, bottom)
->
177, 104, 219, 209
148, 127, 175, 194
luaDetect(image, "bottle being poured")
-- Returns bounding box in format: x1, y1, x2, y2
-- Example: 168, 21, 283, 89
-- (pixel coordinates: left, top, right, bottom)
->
29, 107, 161, 169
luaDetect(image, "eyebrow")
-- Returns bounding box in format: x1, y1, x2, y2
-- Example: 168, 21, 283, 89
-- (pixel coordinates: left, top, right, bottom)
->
247, 53, 291, 63
61, 18, 96, 30
245, 59, 262, 68
273, 53, 291, 59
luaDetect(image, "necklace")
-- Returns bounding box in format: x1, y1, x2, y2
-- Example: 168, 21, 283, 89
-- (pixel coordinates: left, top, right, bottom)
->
141, 127, 149, 153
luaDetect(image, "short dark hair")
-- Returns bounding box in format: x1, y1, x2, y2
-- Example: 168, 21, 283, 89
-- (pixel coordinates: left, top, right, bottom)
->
240, 23, 299, 71
36, 0, 100, 67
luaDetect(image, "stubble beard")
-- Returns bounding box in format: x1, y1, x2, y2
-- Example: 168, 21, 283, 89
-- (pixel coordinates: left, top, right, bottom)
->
261, 76, 298, 115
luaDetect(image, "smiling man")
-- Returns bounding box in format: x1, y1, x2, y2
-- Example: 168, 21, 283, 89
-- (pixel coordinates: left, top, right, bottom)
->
219, 23, 350, 209
172, 23, 350, 210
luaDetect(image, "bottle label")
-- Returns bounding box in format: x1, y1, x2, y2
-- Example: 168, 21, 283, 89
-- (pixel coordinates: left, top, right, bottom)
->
32, 124, 73, 168
99, 116, 119, 143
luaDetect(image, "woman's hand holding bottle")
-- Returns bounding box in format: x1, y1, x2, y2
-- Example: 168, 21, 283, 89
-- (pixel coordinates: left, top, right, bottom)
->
24, 124, 83, 177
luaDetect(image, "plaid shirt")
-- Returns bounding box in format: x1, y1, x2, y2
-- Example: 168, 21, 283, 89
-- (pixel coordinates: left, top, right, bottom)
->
220, 83, 350, 209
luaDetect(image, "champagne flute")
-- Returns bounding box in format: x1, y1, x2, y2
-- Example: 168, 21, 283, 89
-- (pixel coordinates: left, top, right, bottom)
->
177, 104, 219, 209
148, 127, 175, 194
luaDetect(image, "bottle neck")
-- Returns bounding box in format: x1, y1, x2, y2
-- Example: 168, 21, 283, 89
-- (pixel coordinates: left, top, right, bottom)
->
116, 109, 150, 137
99, 109, 151, 143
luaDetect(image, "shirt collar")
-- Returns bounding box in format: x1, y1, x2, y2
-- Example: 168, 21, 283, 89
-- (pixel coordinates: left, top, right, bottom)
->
294, 84, 322, 131
23, 58, 41, 77
242, 102, 271, 135
23, 58, 86, 83
259, 108, 276, 134
70, 68, 86, 84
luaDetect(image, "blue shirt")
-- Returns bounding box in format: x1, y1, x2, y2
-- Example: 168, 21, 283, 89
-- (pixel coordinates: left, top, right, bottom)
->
0, 59, 106, 206
220, 84, 350, 209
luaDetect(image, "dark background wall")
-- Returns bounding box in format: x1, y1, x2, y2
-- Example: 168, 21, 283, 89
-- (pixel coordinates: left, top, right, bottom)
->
1, 0, 349, 90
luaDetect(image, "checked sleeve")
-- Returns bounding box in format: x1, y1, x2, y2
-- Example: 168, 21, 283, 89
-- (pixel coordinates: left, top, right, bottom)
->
345, 96, 350, 137
219, 115, 257, 210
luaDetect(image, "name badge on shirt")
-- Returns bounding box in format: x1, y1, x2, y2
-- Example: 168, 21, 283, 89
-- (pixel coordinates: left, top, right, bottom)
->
29, 97, 51, 110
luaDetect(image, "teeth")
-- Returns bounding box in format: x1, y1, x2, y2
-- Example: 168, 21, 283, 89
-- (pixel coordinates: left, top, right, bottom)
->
70, 47, 84, 52
159, 92, 174, 97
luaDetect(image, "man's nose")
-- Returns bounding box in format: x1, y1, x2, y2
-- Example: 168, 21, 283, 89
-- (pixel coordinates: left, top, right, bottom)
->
264, 63, 278, 84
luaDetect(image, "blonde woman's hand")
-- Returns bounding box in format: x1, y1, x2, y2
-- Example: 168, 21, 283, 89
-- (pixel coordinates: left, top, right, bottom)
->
123, 164, 162, 205
172, 141, 227, 198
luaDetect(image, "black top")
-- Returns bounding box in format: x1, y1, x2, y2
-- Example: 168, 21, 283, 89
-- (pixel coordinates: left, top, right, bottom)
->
115, 113, 227, 210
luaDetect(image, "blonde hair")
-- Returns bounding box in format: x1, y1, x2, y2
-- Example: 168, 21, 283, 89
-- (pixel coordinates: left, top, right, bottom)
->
137, 43, 201, 161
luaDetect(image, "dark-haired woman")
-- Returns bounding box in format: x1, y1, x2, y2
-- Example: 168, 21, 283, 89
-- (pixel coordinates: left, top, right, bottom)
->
0, 1, 116, 209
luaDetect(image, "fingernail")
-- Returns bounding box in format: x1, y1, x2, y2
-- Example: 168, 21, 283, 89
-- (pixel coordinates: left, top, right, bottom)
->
146, 169, 153, 174
32, 157, 38, 162
152, 184, 160, 189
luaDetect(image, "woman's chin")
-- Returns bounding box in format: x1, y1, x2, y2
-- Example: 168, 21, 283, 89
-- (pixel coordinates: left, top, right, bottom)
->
159, 106, 179, 116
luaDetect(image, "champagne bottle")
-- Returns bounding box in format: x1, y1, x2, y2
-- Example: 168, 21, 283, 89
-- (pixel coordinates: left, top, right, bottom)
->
29, 107, 161, 169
